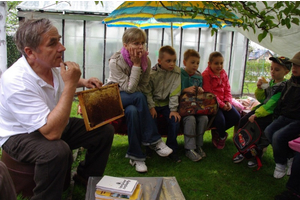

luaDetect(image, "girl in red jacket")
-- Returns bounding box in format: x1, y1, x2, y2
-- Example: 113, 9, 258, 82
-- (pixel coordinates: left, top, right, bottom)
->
202, 51, 241, 149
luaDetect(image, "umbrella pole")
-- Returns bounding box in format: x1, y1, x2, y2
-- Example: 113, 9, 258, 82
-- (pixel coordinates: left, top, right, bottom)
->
171, 22, 173, 47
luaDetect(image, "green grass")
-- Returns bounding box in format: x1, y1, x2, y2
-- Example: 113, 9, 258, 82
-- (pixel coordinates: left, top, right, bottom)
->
101, 132, 288, 200
243, 81, 257, 95
7, 98, 288, 200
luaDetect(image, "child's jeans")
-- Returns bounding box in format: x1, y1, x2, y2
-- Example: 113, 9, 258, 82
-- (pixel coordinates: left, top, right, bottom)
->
154, 105, 180, 153
212, 106, 241, 138
121, 91, 162, 160
265, 115, 300, 164
182, 115, 209, 150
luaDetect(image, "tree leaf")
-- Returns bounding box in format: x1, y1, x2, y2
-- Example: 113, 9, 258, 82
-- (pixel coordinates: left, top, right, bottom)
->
258, 31, 267, 42
292, 17, 300, 25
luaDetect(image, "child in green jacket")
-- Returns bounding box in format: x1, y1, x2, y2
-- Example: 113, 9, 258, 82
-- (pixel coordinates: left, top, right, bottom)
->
233, 56, 291, 167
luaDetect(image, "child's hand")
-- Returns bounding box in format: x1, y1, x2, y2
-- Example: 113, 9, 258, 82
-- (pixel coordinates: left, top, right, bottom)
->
222, 102, 232, 111
248, 114, 256, 123
257, 79, 263, 89
149, 107, 157, 118
184, 86, 196, 94
129, 47, 144, 67
226, 102, 232, 110
170, 111, 181, 122
222, 104, 229, 111
197, 87, 204, 94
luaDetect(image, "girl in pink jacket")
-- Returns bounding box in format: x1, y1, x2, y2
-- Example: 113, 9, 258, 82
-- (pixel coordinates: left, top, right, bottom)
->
202, 51, 241, 149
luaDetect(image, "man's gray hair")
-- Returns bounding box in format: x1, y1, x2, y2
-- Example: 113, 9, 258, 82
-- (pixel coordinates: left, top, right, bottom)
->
14, 18, 54, 57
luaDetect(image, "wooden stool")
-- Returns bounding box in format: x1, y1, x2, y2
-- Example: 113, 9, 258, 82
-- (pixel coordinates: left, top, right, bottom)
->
1, 150, 35, 198
1, 150, 71, 198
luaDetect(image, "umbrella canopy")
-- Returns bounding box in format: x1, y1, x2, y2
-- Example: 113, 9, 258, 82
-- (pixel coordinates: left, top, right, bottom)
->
103, 1, 238, 46
103, 1, 238, 24
105, 17, 226, 30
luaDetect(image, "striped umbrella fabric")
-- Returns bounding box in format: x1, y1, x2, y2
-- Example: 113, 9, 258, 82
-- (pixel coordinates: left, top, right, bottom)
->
103, 1, 238, 25
103, 1, 239, 46
105, 17, 225, 30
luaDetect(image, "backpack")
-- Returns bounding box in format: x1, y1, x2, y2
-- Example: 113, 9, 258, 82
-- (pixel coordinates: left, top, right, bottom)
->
232, 121, 263, 170
178, 92, 218, 117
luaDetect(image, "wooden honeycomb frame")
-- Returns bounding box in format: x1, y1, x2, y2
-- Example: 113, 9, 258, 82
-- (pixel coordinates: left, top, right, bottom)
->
76, 83, 124, 131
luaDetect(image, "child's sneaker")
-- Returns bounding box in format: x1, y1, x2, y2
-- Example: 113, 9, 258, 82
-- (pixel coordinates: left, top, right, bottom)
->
211, 130, 219, 148
247, 160, 258, 168
185, 149, 202, 162
149, 140, 173, 157
287, 157, 294, 176
274, 163, 286, 179
196, 147, 206, 158
129, 159, 147, 173
233, 154, 244, 163
168, 152, 182, 163
217, 133, 228, 149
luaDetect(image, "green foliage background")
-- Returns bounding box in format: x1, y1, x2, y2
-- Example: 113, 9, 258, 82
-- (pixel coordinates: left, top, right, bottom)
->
6, 35, 20, 68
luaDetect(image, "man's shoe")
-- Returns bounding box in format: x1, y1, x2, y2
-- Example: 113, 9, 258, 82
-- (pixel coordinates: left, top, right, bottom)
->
274, 163, 286, 179
73, 173, 88, 187
196, 147, 206, 158
217, 133, 228, 149
150, 140, 173, 157
185, 149, 202, 162
247, 160, 258, 168
233, 154, 244, 163
211, 130, 219, 148
168, 153, 182, 163
287, 157, 294, 176
129, 159, 147, 173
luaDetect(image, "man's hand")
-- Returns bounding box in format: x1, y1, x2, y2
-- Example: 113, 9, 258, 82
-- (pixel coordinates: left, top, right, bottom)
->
85, 77, 103, 89
60, 61, 81, 88
170, 111, 181, 122
150, 107, 157, 118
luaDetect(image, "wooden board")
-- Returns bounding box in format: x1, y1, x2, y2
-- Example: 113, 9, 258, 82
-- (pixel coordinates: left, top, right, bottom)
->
76, 83, 124, 131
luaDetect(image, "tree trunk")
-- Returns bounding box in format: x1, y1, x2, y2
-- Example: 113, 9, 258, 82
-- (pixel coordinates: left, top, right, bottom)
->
0, 2, 7, 77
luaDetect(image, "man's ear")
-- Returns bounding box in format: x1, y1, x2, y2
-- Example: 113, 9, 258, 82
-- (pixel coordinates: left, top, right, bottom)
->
24, 47, 35, 59
183, 60, 186, 66
158, 58, 161, 64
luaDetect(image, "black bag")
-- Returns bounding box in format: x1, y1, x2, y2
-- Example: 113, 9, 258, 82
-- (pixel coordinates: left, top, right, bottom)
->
232, 121, 263, 170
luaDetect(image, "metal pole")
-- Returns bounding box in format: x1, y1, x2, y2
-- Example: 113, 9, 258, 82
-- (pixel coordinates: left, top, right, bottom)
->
179, 27, 183, 67
227, 31, 234, 79
103, 25, 107, 83
62, 19, 65, 60
83, 20, 86, 79
241, 38, 250, 97
171, 22, 173, 47
197, 28, 201, 52
161, 28, 164, 47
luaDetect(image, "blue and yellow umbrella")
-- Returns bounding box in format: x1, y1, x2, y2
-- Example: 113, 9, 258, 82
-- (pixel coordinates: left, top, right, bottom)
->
103, 1, 240, 45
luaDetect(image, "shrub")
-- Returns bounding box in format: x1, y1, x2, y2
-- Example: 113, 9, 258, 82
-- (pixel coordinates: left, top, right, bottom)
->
7, 34, 21, 68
